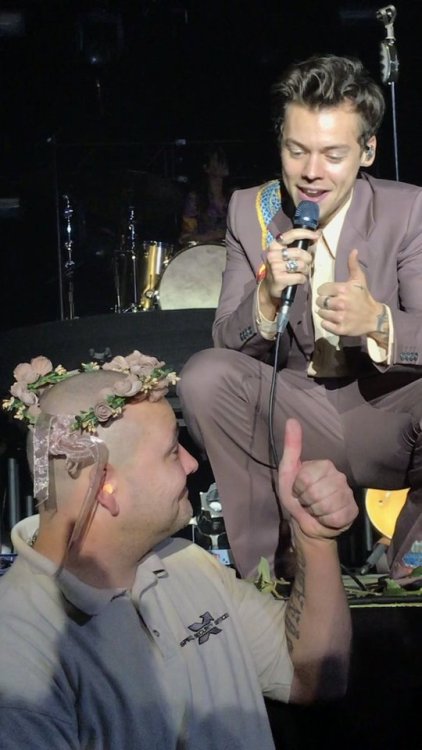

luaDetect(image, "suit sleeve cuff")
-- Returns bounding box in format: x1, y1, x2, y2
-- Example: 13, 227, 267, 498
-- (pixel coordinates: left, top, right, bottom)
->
255, 282, 278, 341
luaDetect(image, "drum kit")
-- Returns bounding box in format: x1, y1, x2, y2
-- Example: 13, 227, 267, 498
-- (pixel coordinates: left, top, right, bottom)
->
60, 175, 227, 318
109, 180, 227, 312
114, 238, 227, 313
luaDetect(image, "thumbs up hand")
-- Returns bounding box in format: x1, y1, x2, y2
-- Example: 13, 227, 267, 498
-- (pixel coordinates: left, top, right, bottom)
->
278, 419, 358, 541
316, 249, 384, 337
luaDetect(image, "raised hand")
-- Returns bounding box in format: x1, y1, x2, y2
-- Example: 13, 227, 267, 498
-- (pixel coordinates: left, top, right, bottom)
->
316, 248, 384, 337
278, 418, 358, 540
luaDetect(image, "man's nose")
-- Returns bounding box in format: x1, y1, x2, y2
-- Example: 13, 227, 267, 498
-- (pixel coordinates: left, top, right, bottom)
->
180, 444, 199, 475
302, 153, 323, 181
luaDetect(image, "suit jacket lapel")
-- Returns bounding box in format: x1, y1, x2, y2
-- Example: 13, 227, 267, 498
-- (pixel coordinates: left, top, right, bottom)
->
267, 208, 290, 243
335, 174, 376, 281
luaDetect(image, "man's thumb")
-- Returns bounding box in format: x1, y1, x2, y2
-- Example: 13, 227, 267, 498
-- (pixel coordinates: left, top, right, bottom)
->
348, 249, 366, 284
279, 418, 302, 489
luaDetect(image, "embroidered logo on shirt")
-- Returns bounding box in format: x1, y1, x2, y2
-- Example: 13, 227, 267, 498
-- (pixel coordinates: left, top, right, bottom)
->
180, 610, 229, 647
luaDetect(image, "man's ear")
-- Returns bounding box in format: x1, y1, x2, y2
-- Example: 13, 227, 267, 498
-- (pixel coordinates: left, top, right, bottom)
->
97, 466, 119, 517
361, 136, 377, 166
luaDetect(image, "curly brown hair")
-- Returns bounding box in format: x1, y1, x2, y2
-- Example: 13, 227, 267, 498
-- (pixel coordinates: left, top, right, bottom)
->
272, 54, 385, 149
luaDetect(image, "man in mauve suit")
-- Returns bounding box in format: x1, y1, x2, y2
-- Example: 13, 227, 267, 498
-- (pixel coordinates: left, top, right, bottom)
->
178, 54, 422, 580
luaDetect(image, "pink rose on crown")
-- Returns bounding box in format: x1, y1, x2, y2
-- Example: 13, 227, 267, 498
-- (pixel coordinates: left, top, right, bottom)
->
102, 356, 129, 373
113, 374, 144, 398
131, 363, 165, 377
125, 351, 164, 374
10, 382, 38, 405
31, 356, 53, 377
13, 363, 39, 385
93, 400, 116, 423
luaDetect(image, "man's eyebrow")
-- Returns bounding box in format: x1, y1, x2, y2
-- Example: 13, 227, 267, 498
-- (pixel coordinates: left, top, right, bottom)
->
167, 424, 179, 452
283, 138, 351, 152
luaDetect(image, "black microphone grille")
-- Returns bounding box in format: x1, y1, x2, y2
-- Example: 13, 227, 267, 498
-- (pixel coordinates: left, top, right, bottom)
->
294, 200, 319, 230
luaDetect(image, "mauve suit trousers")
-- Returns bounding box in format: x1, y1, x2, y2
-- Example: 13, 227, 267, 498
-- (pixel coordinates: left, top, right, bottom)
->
179, 348, 422, 578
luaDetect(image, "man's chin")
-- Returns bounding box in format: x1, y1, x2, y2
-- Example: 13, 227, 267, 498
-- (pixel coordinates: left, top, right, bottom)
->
175, 498, 194, 532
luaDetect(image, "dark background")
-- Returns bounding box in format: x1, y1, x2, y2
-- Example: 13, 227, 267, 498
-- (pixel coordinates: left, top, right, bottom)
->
0, 0, 421, 328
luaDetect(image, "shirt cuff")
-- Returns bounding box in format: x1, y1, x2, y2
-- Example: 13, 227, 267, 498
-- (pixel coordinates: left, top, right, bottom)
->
255, 282, 278, 341
367, 304, 394, 364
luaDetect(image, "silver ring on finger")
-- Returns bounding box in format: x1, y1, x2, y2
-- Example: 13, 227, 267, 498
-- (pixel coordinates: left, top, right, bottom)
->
323, 295, 330, 309
281, 248, 289, 261
285, 259, 299, 274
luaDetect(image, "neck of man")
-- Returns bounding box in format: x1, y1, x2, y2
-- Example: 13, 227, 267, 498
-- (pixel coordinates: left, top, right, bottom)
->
33, 518, 148, 590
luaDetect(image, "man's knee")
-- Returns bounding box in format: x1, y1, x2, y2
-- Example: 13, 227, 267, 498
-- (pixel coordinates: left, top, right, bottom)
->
178, 348, 241, 407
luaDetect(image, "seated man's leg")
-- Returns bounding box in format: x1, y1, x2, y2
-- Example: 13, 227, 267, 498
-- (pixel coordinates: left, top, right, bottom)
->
345, 376, 422, 578
179, 349, 347, 578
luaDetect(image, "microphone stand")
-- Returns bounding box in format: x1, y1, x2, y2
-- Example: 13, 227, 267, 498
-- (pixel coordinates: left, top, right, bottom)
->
376, 5, 400, 180
63, 195, 76, 320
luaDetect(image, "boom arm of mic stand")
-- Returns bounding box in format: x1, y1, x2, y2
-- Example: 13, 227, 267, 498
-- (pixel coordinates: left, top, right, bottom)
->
377, 5, 400, 180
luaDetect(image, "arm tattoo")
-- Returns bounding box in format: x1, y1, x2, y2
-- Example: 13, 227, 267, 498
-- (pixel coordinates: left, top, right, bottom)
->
285, 547, 305, 655
376, 305, 388, 333
369, 304, 389, 348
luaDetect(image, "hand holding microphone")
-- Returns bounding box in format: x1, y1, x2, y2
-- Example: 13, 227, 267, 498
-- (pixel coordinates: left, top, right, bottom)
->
260, 200, 320, 333
279, 200, 320, 309
261, 201, 320, 308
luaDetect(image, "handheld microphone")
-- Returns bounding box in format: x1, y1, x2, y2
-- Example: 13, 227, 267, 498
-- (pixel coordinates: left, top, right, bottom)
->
277, 200, 320, 333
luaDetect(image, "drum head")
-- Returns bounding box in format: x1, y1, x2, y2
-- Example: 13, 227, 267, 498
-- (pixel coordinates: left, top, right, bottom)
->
158, 242, 226, 310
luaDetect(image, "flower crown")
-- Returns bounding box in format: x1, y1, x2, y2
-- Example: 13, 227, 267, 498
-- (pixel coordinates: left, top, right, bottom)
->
2, 351, 178, 433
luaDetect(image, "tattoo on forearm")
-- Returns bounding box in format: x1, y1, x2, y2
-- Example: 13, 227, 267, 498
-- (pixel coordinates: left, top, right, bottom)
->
369, 304, 389, 348
376, 305, 388, 333
285, 548, 306, 654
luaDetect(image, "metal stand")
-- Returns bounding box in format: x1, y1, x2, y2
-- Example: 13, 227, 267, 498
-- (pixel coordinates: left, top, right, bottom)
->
63, 195, 76, 320
377, 5, 400, 180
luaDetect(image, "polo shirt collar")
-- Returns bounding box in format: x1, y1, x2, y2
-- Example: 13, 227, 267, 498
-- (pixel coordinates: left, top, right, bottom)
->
11, 516, 175, 614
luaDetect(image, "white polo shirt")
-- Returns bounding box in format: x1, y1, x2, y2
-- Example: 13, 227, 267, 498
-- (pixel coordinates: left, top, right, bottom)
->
0, 515, 293, 749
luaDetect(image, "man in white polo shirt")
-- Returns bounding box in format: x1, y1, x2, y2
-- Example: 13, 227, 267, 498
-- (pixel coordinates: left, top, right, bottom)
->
0, 352, 356, 749
178, 54, 422, 581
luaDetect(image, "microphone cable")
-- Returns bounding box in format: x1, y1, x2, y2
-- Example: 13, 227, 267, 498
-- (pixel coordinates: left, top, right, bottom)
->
267, 200, 320, 468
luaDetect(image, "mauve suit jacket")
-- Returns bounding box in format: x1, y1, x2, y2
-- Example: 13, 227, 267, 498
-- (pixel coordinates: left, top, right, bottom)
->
213, 172, 422, 376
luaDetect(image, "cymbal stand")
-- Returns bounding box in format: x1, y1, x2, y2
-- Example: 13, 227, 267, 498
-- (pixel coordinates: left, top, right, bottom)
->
376, 5, 400, 180
127, 206, 138, 309
63, 195, 76, 320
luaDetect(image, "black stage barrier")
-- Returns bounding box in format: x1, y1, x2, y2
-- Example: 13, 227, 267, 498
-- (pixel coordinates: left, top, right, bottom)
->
266, 599, 422, 750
